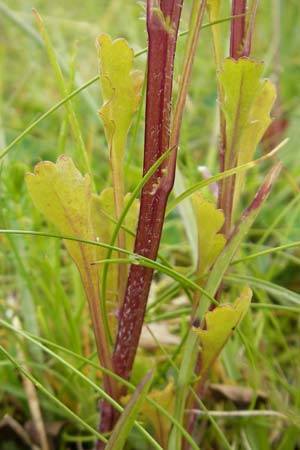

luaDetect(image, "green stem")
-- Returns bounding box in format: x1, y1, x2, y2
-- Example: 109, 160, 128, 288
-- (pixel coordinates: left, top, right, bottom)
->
169, 164, 281, 450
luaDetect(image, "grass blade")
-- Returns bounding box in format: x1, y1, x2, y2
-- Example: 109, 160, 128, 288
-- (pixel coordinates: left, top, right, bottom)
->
104, 371, 156, 450
170, 164, 281, 449
0, 344, 108, 445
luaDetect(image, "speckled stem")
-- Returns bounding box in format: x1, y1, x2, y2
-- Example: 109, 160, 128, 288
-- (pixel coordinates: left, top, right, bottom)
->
113, 0, 183, 384
97, 2, 183, 445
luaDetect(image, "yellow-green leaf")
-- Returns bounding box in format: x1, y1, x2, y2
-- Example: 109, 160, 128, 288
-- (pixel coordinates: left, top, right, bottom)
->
25, 155, 96, 269
91, 187, 139, 337
193, 286, 252, 379
206, 0, 222, 70
96, 34, 143, 160
233, 78, 277, 211
91, 187, 139, 267
206, 0, 220, 18
218, 58, 276, 212
25, 155, 114, 377
96, 34, 143, 271
123, 377, 175, 449
192, 192, 226, 275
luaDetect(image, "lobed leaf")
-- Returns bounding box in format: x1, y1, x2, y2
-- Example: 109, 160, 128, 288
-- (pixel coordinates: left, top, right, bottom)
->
96, 34, 143, 160
96, 34, 143, 300
218, 57, 276, 212
192, 192, 226, 275
193, 285, 252, 379
25, 154, 96, 271
168, 164, 281, 448
25, 155, 116, 387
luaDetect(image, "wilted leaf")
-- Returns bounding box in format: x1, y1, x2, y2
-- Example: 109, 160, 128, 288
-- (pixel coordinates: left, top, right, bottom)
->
192, 193, 226, 275
140, 323, 180, 349
96, 34, 143, 160
209, 383, 267, 406
193, 286, 252, 379
218, 58, 276, 212
262, 115, 288, 152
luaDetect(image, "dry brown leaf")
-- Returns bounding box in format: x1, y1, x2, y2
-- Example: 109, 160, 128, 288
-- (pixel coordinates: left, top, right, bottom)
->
140, 323, 180, 349
209, 383, 268, 406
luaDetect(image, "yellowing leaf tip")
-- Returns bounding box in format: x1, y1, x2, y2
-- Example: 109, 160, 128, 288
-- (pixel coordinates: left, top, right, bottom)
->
96, 34, 134, 60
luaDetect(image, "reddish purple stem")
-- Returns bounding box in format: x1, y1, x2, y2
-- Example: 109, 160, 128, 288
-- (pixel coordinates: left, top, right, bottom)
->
219, 0, 249, 235
97, 3, 183, 444
113, 0, 183, 384
230, 0, 247, 59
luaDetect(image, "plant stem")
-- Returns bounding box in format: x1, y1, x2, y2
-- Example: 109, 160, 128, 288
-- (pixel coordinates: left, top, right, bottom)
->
220, 0, 260, 236
111, 145, 127, 303
219, 0, 249, 236
113, 0, 183, 385
243, 0, 258, 57
230, 0, 247, 59
169, 164, 281, 450
167, 0, 208, 444
170, 0, 207, 151
97, 1, 184, 445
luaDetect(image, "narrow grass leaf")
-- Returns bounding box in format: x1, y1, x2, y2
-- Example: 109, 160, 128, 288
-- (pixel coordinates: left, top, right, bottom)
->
167, 139, 287, 214
171, 164, 281, 450
206, 0, 222, 69
0, 318, 200, 450
33, 9, 91, 174
105, 371, 157, 450
0, 75, 99, 161
232, 240, 300, 265
227, 274, 300, 306
0, 345, 108, 444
